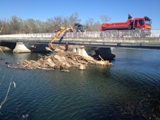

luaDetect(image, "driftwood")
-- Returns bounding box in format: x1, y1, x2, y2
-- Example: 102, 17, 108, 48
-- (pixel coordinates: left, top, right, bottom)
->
8, 51, 112, 72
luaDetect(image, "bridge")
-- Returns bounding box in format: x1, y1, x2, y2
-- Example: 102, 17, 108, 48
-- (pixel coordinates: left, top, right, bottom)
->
0, 30, 160, 59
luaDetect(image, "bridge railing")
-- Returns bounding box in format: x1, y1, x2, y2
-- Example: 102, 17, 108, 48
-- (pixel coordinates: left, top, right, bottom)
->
0, 30, 160, 39
0, 33, 54, 38
64, 30, 160, 38
150, 30, 160, 37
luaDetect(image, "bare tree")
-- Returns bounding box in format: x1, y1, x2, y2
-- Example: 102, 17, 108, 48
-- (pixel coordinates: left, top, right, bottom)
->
0, 13, 109, 34
100, 15, 111, 23
25, 19, 38, 33
10, 16, 22, 34
92, 21, 101, 31
85, 18, 95, 31
35, 20, 46, 33
63, 17, 69, 27
69, 12, 81, 25
0, 22, 3, 33
46, 18, 57, 32
0, 18, 11, 34
53, 16, 64, 26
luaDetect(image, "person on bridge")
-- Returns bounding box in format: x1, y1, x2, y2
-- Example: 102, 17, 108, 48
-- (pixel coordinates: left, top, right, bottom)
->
65, 42, 69, 51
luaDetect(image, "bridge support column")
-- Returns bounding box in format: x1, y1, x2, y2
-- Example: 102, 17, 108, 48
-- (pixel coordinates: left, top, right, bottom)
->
13, 42, 31, 53
94, 48, 115, 60
72, 46, 77, 53
77, 46, 89, 56
84, 47, 116, 60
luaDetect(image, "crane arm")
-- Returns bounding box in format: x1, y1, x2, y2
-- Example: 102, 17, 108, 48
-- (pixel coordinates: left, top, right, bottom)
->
48, 26, 73, 50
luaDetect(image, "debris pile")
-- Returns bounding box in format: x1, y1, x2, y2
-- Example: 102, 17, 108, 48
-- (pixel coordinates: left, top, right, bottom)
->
8, 51, 112, 71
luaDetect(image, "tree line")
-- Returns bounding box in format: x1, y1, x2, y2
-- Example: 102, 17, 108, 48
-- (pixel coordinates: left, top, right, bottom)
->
0, 13, 110, 34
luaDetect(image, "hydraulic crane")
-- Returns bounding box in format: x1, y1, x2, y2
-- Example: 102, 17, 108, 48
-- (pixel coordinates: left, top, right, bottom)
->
48, 26, 73, 51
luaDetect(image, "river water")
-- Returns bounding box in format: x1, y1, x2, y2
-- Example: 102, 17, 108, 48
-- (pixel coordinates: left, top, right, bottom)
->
0, 48, 160, 120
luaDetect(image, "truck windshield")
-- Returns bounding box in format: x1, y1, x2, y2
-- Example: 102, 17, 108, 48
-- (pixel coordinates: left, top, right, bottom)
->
139, 20, 144, 25
145, 20, 152, 25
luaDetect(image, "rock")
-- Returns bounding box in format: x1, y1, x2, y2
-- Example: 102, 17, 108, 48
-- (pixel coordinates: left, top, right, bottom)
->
95, 61, 112, 66
45, 47, 53, 52
79, 64, 86, 70
61, 69, 70, 72
0, 46, 11, 51
46, 58, 56, 68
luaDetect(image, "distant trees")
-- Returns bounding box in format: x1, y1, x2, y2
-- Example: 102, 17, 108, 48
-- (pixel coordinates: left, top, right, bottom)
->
85, 18, 101, 31
100, 15, 111, 23
0, 21, 3, 33
0, 13, 110, 34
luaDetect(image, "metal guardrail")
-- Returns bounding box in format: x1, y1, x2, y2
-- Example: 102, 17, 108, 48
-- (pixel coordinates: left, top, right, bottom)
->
64, 30, 160, 38
0, 30, 160, 50
150, 30, 160, 37
0, 33, 54, 38
0, 30, 160, 39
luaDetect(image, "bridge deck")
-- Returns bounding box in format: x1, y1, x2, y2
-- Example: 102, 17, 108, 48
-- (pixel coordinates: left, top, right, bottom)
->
0, 31, 160, 49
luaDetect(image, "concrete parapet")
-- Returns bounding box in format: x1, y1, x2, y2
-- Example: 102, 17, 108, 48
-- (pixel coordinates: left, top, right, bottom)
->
13, 42, 31, 53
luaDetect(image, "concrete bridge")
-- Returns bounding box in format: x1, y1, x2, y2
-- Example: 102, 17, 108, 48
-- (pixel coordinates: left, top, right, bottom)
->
0, 30, 160, 59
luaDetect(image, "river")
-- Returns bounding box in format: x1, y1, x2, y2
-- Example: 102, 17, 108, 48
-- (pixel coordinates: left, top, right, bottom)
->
0, 48, 160, 120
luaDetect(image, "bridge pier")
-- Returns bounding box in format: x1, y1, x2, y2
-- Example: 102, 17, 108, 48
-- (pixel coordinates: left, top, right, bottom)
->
85, 47, 116, 60
77, 46, 89, 56
13, 42, 31, 53
72, 46, 89, 56
95, 47, 115, 60
72, 46, 115, 60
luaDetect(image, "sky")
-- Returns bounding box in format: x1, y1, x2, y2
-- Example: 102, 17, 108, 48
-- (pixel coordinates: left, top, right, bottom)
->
0, 0, 160, 29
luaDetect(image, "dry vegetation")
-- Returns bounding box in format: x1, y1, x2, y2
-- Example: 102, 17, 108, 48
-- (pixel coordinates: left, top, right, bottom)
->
0, 13, 110, 34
